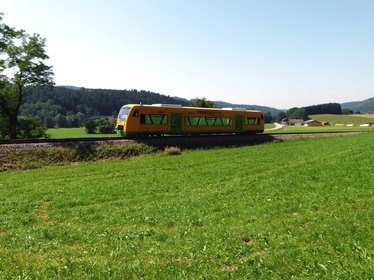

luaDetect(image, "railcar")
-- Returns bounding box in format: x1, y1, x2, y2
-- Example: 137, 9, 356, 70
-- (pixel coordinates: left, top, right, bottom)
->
115, 104, 264, 137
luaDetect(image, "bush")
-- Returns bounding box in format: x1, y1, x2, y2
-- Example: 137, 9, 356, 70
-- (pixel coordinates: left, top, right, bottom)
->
84, 118, 115, 134
17, 116, 47, 139
164, 146, 182, 155
84, 120, 97, 134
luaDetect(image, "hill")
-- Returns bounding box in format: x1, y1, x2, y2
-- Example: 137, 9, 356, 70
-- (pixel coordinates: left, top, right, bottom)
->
341, 97, 374, 113
214, 101, 282, 116
309, 114, 374, 124
21, 86, 281, 128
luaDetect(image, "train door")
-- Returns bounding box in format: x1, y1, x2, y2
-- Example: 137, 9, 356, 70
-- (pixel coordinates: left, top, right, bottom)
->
235, 115, 244, 132
171, 113, 182, 133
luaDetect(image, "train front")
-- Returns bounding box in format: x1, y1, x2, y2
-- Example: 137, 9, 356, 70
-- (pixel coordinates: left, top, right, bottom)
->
116, 105, 132, 137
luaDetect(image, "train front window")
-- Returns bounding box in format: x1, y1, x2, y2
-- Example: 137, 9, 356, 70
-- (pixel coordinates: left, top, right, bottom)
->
118, 107, 131, 122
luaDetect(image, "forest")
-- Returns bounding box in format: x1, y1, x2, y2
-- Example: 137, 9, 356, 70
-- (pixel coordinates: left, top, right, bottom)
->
21, 86, 191, 128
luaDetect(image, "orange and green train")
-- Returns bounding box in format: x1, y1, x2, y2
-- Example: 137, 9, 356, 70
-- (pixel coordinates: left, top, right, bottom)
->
115, 104, 264, 137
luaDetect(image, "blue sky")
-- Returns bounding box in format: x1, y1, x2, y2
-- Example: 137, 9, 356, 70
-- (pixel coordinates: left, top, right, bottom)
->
2, 0, 374, 108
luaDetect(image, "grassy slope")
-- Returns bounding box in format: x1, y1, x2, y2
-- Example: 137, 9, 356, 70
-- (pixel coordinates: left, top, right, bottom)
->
0, 134, 373, 278
46, 127, 118, 138
309, 114, 374, 124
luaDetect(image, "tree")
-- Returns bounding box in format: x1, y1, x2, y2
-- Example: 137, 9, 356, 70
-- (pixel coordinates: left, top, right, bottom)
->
287, 107, 306, 120
0, 14, 54, 139
342, 108, 354, 115
191, 97, 215, 108
276, 111, 287, 122
17, 116, 47, 139
264, 112, 274, 123
84, 119, 97, 134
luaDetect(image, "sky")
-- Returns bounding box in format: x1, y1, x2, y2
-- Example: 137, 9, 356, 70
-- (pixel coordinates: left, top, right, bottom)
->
2, 0, 374, 109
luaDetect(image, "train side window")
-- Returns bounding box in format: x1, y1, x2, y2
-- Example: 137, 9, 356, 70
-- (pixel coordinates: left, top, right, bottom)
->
206, 117, 216, 126
132, 109, 139, 117
151, 114, 168, 124
198, 117, 207, 126
222, 118, 232, 125
185, 117, 199, 126
246, 117, 259, 125
140, 114, 167, 125
215, 118, 223, 126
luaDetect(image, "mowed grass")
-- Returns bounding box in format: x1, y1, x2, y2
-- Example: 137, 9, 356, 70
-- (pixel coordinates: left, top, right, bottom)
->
46, 127, 118, 139
266, 125, 374, 134
0, 134, 373, 278
310, 114, 374, 125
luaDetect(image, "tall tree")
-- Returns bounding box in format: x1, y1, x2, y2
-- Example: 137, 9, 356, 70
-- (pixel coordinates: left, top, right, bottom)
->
191, 97, 215, 108
0, 14, 54, 138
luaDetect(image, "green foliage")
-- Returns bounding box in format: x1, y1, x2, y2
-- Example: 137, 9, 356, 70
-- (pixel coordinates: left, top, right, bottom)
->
287, 103, 342, 120
16, 116, 47, 139
303, 103, 341, 115
83, 118, 114, 134
287, 107, 307, 119
276, 111, 287, 122
84, 119, 97, 134
342, 108, 354, 115
95, 118, 114, 134
263, 112, 274, 123
0, 14, 53, 138
0, 134, 373, 278
191, 97, 215, 108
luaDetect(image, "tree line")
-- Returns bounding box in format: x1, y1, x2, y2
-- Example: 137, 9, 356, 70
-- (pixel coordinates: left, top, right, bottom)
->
20, 86, 191, 129
264, 103, 343, 123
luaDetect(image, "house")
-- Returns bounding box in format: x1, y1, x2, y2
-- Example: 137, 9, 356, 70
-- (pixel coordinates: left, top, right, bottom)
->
304, 120, 322, 126
287, 119, 305, 126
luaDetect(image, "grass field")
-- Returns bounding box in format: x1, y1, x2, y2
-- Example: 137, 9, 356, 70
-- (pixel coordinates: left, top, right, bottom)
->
265, 125, 374, 134
1, 134, 373, 278
309, 114, 374, 125
46, 128, 118, 139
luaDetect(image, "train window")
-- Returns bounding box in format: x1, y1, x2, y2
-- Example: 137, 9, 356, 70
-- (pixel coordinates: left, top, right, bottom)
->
132, 109, 139, 117
118, 107, 131, 121
222, 118, 232, 126
198, 117, 207, 126
215, 118, 223, 126
185, 117, 200, 126
206, 117, 216, 125
246, 117, 259, 125
185, 117, 232, 126
140, 114, 167, 125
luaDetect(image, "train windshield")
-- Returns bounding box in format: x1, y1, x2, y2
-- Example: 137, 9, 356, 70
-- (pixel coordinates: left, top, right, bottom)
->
118, 107, 131, 122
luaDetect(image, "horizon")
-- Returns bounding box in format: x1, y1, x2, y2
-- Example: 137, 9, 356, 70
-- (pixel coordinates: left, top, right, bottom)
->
2, 0, 374, 108
56, 84, 371, 110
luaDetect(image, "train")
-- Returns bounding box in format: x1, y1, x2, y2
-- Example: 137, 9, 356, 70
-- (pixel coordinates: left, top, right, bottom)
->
115, 104, 264, 137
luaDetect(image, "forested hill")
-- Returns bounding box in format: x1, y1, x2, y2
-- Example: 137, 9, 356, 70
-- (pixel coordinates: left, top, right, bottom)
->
341, 97, 374, 113
21, 86, 282, 128
24, 86, 191, 116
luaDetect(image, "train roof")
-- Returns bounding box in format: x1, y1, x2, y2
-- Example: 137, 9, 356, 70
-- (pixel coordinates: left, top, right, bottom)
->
121, 104, 262, 113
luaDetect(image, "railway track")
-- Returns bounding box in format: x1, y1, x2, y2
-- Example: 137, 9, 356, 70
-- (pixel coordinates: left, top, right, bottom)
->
0, 131, 365, 151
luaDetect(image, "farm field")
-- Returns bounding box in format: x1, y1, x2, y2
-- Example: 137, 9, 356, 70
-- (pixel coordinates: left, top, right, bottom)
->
0, 134, 373, 278
266, 125, 374, 134
46, 127, 117, 139
309, 114, 374, 125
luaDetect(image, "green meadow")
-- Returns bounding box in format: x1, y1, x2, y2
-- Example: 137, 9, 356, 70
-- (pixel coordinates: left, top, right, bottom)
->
310, 114, 374, 125
0, 133, 373, 278
266, 125, 374, 134
46, 128, 117, 139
